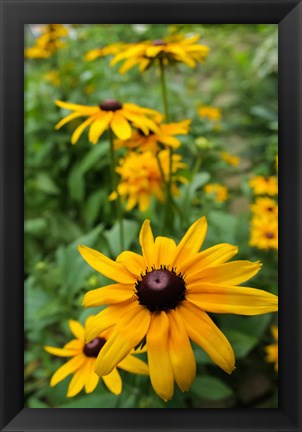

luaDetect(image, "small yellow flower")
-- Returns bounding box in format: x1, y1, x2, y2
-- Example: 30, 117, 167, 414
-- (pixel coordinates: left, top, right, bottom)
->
25, 24, 68, 59
264, 325, 278, 372
44, 318, 148, 398
111, 34, 209, 74
220, 151, 240, 167
114, 119, 191, 153
249, 176, 278, 196
43, 70, 61, 86
198, 105, 222, 121
55, 99, 162, 144
204, 183, 228, 203
250, 197, 278, 219
78, 217, 278, 401
249, 217, 278, 250
84, 43, 124, 61
109, 150, 187, 212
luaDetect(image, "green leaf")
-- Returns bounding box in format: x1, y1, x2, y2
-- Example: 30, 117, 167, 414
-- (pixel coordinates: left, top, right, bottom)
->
79, 142, 109, 174
190, 376, 233, 401
25, 218, 47, 235
223, 328, 258, 358
35, 172, 59, 195
104, 220, 139, 257
59, 392, 118, 408
67, 164, 85, 202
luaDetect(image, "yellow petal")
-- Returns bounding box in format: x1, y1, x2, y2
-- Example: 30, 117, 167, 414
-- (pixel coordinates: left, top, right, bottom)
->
71, 116, 95, 144
178, 243, 238, 275
153, 236, 177, 268
55, 112, 86, 130
139, 193, 151, 212
158, 135, 180, 148
119, 57, 140, 74
83, 283, 135, 307
85, 359, 100, 393
187, 260, 262, 285
102, 368, 122, 395
78, 245, 135, 284
111, 113, 132, 140
55, 99, 98, 114
94, 305, 150, 376
168, 310, 196, 392
139, 220, 156, 269
187, 284, 278, 315
67, 363, 88, 397
50, 354, 86, 386
146, 312, 174, 401
68, 320, 84, 340
117, 354, 149, 375
116, 251, 145, 277
145, 46, 163, 57
88, 112, 113, 144
173, 217, 207, 266
44, 346, 75, 357
179, 301, 235, 374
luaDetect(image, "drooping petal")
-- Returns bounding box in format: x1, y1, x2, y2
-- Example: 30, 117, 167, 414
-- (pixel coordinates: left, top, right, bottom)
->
55, 100, 99, 114
139, 220, 156, 269
187, 284, 278, 315
94, 305, 151, 376
111, 113, 132, 140
78, 245, 135, 284
44, 346, 75, 357
85, 359, 100, 393
179, 301, 235, 374
68, 320, 84, 340
88, 112, 113, 144
172, 217, 207, 266
83, 284, 135, 307
146, 312, 174, 401
116, 251, 145, 277
50, 354, 86, 386
117, 354, 149, 375
102, 368, 122, 395
187, 260, 262, 285
55, 112, 86, 130
71, 116, 95, 144
168, 310, 196, 392
67, 363, 89, 397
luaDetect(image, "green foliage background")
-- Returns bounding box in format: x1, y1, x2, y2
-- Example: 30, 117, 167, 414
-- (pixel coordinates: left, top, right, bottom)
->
24, 24, 278, 408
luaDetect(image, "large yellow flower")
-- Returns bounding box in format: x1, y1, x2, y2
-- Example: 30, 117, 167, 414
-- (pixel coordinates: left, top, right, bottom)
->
114, 119, 191, 153
109, 150, 187, 212
110, 34, 209, 74
78, 217, 278, 401
249, 216, 278, 250
55, 99, 162, 144
204, 183, 228, 203
25, 24, 68, 59
250, 197, 278, 219
264, 325, 278, 372
44, 319, 148, 398
249, 176, 278, 196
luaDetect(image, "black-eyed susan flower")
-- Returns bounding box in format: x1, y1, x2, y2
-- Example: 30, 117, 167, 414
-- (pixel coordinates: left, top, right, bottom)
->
204, 183, 229, 203
78, 217, 278, 401
249, 176, 278, 196
250, 197, 278, 219
84, 43, 124, 61
25, 24, 68, 59
110, 34, 209, 74
220, 151, 240, 167
264, 325, 278, 372
44, 318, 148, 398
108, 150, 187, 212
114, 119, 191, 153
249, 216, 278, 250
198, 105, 222, 121
55, 99, 162, 144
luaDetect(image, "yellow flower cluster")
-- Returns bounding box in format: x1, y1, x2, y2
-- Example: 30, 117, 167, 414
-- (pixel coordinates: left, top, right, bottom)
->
220, 151, 240, 167
264, 325, 278, 372
204, 183, 228, 203
198, 105, 222, 121
25, 24, 68, 59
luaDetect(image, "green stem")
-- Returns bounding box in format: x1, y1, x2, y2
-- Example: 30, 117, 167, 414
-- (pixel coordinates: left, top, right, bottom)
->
108, 130, 124, 250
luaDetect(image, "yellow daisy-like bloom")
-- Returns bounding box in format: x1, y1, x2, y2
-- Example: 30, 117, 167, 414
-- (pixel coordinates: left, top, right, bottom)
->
249, 217, 278, 250
25, 24, 68, 59
249, 176, 278, 196
55, 99, 162, 144
44, 319, 148, 398
220, 151, 240, 167
198, 105, 222, 121
78, 217, 278, 401
84, 43, 124, 61
110, 34, 209, 74
109, 150, 187, 212
204, 183, 228, 203
114, 119, 191, 153
264, 325, 278, 372
250, 197, 278, 219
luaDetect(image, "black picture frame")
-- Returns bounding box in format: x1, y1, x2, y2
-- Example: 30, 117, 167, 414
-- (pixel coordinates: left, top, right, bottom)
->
1, 1, 301, 431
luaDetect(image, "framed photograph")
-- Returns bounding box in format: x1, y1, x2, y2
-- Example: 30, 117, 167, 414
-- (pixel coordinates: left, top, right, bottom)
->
1, 0, 301, 431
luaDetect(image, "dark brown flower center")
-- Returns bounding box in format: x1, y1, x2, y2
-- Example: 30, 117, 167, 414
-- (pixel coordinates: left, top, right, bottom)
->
135, 268, 186, 312
152, 40, 167, 46
137, 128, 154, 137
99, 99, 122, 111
267, 207, 274, 212
265, 232, 274, 239
83, 337, 106, 357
